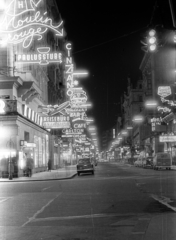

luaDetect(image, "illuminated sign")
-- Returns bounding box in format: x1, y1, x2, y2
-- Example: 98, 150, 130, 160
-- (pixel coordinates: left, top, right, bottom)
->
62, 128, 84, 134
73, 123, 86, 128
65, 43, 74, 90
70, 112, 86, 118
43, 116, 70, 122
157, 86, 171, 98
16, 47, 62, 65
157, 106, 171, 113
161, 98, 176, 107
70, 92, 87, 103
62, 134, 86, 138
43, 122, 70, 129
151, 117, 163, 132
43, 116, 70, 129
0, 0, 63, 49
66, 108, 87, 113
39, 101, 70, 115
159, 135, 176, 142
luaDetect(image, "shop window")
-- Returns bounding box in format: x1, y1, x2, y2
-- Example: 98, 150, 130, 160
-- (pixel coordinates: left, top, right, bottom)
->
34, 135, 39, 167
24, 131, 29, 142
38, 137, 42, 167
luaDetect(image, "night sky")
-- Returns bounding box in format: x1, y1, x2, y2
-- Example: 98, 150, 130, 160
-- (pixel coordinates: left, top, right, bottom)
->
56, 0, 175, 136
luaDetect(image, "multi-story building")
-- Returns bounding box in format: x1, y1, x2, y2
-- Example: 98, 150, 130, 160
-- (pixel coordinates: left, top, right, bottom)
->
0, 0, 66, 178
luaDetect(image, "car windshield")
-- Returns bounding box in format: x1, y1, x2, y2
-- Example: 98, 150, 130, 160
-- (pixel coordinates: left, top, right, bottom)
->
78, 158, 91, 164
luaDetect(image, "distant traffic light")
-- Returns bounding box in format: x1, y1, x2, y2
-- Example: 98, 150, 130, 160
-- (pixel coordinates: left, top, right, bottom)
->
148, 29, 157, 51
141, 29, 157, 52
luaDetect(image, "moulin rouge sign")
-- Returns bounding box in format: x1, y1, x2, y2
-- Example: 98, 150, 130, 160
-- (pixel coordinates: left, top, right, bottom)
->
0, 0, 63, 65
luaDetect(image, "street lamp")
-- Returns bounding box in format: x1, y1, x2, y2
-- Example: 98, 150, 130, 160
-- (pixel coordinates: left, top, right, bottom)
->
132, 115, 144, 123
145, 100, 158, 108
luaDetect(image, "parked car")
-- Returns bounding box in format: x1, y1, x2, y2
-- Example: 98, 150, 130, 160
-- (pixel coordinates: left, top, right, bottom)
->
153, 152, 171, 170
77, 158, 95, 176
143, 156, 153, 168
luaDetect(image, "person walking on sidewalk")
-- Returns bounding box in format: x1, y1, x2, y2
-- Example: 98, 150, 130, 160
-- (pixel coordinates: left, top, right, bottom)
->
26, 156, 34, 177
48, 159, 52, 172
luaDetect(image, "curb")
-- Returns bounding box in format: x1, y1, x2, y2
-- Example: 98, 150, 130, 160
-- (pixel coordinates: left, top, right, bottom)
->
0, 173, 78, 183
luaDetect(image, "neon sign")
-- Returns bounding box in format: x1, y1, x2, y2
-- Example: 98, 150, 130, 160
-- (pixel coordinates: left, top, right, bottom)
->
157, 106, 171, 113
158, 86, 171, 98
16, 47, 62, 65
161, 97, 176, 107
0, 0, 63, 48
42, 115, 70, 129
65, 43, 74, 90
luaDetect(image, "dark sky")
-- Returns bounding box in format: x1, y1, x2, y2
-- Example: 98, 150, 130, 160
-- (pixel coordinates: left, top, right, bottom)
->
56, 0, 175, 136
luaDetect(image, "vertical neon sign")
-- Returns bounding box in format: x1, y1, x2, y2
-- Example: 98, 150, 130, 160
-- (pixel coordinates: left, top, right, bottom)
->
65, 43, 74, 92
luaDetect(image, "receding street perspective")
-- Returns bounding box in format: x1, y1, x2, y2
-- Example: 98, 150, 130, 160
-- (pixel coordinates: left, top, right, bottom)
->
0, 0, 176, 240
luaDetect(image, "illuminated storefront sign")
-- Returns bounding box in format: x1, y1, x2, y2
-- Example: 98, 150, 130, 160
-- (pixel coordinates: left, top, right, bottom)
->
73, 123, 86, 128
159, 135, 176, 142
0, 0, 63, 49
62, 128, 84, 134
62, 134, 86, 138
66, 108, 87, 113
157, 86, 171, 98
43, 116, 70, 129
43, 122, 70, 129
70, 112, 86, 118
16, 47, 62, 65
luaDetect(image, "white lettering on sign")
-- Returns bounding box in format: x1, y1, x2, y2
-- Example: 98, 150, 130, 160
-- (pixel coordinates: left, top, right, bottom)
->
65, 43, 74, 91
159, 135, 176, 142
74, 123, 86, 128
62, 128, 84, 134
16, 47, 62, 65
0, 0, 63, 49
43, 116, 70, 122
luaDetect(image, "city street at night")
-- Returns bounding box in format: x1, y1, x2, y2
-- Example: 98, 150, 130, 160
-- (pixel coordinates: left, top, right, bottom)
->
0, 162, 176, 240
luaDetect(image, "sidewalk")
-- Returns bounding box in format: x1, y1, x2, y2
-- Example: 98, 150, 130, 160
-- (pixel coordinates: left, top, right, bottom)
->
0, 165, 77, 182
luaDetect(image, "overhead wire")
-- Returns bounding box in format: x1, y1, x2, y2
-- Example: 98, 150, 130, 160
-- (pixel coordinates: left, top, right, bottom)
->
72, 26, 149, 55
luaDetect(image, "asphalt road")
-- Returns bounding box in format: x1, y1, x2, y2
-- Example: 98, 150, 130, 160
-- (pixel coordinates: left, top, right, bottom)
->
0, 162, 176, 240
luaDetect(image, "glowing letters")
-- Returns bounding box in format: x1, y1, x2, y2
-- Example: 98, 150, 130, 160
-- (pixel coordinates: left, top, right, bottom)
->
16, 47, 62, 65
0, 0, 63, 48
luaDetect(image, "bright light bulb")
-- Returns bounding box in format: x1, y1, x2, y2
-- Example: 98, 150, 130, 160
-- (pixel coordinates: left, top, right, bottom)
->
149, 44, 156, 51
74, 80, 79, 86
149, 37, 156, 44
149, 29, 156, 37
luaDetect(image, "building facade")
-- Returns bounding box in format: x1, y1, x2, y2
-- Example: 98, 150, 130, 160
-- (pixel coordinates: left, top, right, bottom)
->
0, 0, 66, 177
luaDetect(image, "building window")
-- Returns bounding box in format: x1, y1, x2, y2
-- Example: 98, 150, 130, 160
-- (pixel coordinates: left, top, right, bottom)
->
24, 131, 29, 142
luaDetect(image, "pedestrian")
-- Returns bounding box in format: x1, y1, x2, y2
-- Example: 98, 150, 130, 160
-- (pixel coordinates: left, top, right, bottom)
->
48, 159, 51, 172
26, 156, 34, 177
